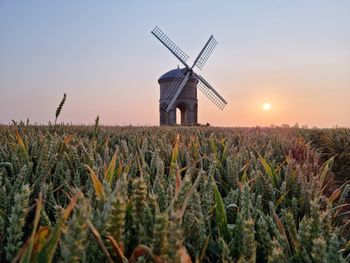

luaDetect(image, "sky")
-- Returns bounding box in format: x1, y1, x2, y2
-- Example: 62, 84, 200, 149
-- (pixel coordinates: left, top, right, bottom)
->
1, 1, 349, 127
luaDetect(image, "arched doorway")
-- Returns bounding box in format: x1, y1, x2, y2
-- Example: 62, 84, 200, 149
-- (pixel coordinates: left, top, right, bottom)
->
176, 103, 188, 125
176, 108, 181, 125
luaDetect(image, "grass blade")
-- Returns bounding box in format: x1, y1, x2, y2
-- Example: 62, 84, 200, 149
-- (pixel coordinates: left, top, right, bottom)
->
16, 193, 43, 263
35, 192, 81, 263
105, 152, 117, 185
213, 180, 230, 242
86, 165, 105, 200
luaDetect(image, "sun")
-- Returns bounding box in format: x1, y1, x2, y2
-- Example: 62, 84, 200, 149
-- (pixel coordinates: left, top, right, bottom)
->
262, 102, 272, 111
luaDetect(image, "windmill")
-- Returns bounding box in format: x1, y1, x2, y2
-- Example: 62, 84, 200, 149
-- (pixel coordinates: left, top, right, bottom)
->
151, 26, 227, 126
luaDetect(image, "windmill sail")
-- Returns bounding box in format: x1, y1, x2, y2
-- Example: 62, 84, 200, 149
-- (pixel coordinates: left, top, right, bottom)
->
197, 75, 227, 110
160, 70, 187, 110
151, 26, 190, 69
166, 71, 190, 112
192, 36, 217, 70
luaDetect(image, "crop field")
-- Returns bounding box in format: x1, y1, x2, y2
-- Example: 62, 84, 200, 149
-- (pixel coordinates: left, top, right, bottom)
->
0, 124, 349, 262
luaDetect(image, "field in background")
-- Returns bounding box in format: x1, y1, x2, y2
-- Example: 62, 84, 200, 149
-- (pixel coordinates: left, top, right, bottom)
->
0, 125, 349, 262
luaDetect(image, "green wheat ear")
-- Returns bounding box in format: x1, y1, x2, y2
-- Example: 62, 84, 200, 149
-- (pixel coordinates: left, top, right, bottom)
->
93, 115, 99, 138
5, 184, 31, 262
55, 93, 66, 124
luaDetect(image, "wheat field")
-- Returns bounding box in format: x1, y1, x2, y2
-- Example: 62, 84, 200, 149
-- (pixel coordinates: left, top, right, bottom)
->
0, 123, 349, 262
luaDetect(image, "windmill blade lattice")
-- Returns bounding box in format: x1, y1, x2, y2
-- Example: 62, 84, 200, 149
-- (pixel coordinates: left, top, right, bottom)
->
193, 36, 217, 70
165, 71, 190, 112
197, 75, 227, 110
159, 70, 187, 110
151, 26, 190, 68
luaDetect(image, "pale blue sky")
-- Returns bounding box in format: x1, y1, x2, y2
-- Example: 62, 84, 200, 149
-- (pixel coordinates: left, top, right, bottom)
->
1, 1, 349, 127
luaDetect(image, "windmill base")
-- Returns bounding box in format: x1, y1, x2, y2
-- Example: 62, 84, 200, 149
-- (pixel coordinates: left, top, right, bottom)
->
160, 103, 198, 126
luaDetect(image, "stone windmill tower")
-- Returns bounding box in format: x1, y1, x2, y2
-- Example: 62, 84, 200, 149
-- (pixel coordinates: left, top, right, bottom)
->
158, 68, 198, 125
151, 26, 227, 126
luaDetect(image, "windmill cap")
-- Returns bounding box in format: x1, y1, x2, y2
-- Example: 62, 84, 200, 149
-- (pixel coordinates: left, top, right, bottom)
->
158, 68, 187, 82
158, 68, 198, 83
